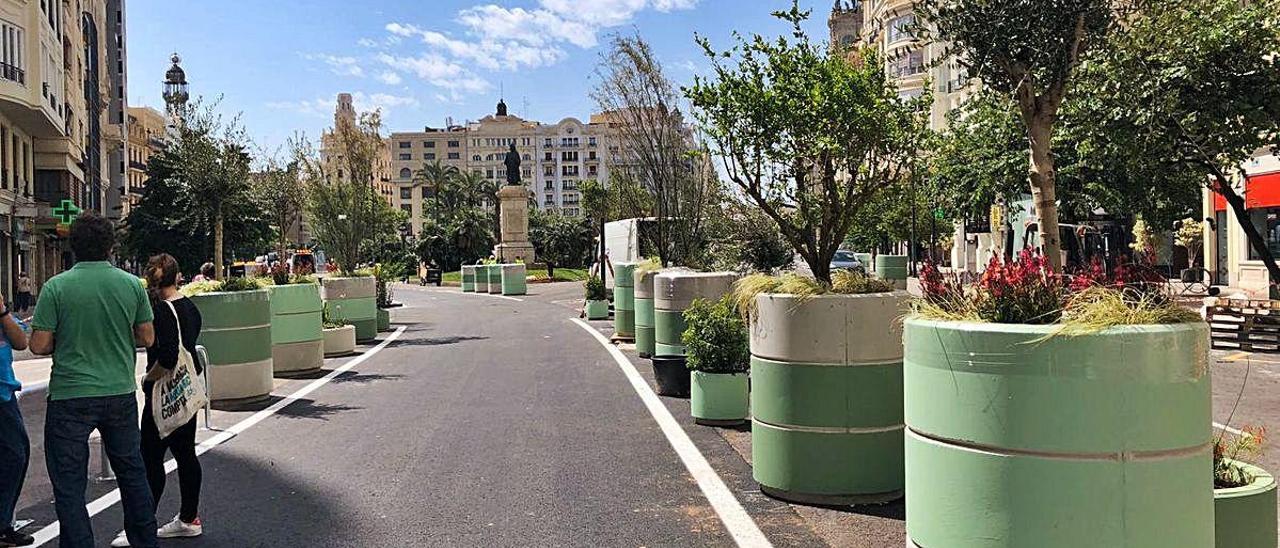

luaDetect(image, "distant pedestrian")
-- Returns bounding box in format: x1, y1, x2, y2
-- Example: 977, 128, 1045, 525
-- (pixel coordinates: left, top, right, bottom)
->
111, 254, 204, 547
0, 288, 32, 547
29, 213, 159, 548
14, 272, 32, 315
191, 262, 215, 283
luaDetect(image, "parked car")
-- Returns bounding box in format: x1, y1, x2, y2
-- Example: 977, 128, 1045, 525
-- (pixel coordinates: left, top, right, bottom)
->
830, 250, 864, 273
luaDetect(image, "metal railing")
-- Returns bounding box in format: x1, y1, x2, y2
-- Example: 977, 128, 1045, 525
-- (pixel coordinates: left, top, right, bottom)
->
0, 62, 24, 85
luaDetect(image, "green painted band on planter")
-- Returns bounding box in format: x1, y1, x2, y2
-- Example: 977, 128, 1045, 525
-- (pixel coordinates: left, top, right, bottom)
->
654, 309, 686, 346
635, 297, 654, 327
585, 299, 609, 320
614, 262, 637, 288
487, 265, 504, 294
904, 319, 1211, 453
874, 254, 908, 280
614, 286, 635, 312
501, 279, 527, 295
655, 342, 685, 356
753, 418, 903, 498
905, 429, 1212, 548
190, 290, 272, 366
614, 310, 634, 337
474, 268, 489, 292
635, 326, 655, 357
691, 371, 748, 422
751, 355, 902, 429
1214, 460, 1277, 548
269, 284, 323, 315
350, 318, 377, 342
271, 311, 323, 345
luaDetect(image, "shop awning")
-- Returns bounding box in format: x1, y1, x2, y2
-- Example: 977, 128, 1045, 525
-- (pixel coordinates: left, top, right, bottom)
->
1245, 171, 1280, 209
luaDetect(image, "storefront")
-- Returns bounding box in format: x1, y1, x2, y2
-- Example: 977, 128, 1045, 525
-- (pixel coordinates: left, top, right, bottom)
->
1203, 153, 1280, 296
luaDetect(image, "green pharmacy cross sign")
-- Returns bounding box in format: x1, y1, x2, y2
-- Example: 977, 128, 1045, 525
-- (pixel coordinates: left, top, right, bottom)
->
53, 199, 81, 225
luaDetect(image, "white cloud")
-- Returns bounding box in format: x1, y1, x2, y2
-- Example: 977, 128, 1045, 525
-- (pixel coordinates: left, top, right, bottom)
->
357, 38, 380, 48
265, 97, 334, 116
303, 53, 365, 77
376, 53, 491, 93
267, 92, 419, 118
378, 71, 403, 85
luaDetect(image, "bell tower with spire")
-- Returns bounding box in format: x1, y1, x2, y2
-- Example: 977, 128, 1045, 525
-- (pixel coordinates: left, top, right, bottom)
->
162, 53, 189, 135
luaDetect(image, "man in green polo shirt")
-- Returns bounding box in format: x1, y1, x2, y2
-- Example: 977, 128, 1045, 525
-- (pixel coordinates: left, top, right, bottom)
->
30, 213, 159, 548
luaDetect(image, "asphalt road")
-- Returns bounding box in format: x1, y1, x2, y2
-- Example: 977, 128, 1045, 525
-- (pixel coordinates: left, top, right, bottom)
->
9, 281, 1279, 547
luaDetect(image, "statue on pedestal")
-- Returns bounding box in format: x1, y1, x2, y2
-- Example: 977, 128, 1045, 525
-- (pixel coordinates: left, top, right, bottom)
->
495, 143, 536, 263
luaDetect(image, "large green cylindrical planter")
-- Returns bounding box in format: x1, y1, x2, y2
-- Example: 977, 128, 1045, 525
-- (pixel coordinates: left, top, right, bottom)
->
322, 277, 377, 343
634, 269, 658, 358
691, 371, 748, 426
474, 265, 489, 293
501, 264, 527, 295
613, 262, 637, 340
751, 292, 906, 505
377, 308, 391, 332
904, 319, 1213, 548
653, 272, 738, 356
874, 254, 908, 290
268, 284, 323, 376
189, 289, 273, 402
461, 265, 476, 292
487, 264, 503, 295
1214, 460, 1277, 548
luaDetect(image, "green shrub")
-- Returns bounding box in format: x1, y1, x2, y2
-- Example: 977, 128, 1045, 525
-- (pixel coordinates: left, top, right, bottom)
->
221, 276, 268, 292
682, 296, 749, 374
179, 280, 223, 296
584, 275, 607, 301
322, 302, 349, 329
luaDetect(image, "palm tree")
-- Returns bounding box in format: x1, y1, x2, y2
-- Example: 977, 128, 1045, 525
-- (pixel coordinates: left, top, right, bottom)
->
412, 160, 460, 218
455, 170, 502, 240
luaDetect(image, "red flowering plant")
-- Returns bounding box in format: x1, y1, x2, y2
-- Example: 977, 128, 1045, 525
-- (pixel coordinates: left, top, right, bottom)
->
916, 248, 1065, 324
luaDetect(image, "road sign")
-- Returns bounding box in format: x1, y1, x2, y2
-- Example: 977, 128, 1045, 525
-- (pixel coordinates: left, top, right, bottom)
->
53, 199, 81, 225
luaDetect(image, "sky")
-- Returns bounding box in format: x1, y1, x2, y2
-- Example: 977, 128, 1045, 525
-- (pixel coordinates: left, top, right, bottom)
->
126, 0, 832, 156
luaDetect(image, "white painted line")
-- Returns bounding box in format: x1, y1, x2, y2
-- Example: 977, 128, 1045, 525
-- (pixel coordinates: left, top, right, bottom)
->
1214, 422, 1246, 436
456, 291, 524, 302
30, 326, 408, 546
571, 319, 772, 548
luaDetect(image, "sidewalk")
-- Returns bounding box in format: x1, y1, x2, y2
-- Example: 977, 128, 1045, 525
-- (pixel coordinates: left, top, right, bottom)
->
13, 351, 148, 393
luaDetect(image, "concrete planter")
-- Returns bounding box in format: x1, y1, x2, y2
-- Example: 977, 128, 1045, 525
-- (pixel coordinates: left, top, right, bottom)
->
634, 269, 659, 358
322, 276, 377, 343
501, 264, 527, 295
874, 254, 908, 290
461, 265, 476, 292
904, 319, 1213, 548
376, 307, 390, 332
1214, 460, 1277, 548
322, 325, 356, 357
654, 272, 738, 356
613, 262, 637, 340
268, 284, 323, 375
586, 299, 609, 320
751, 292, 906, 505
474, 265, 490, 293
855, 252, 872, 270
189, 289, 273, 402
487, 264, 503, 295
691, 371, 748, 426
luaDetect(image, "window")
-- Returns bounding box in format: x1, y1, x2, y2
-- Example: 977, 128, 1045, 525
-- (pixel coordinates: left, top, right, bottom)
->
890, 49, 925, 77
544, 152, 552, 161
448, 152, 460, 160
424, 141, 435, 148
561, 151, 578, 162
522, 168, 531, 179
587, 166, 597, 176
522, 154, 530, 161
400, 188, 412, 199
588, 137, 597, 147
398, 141, 411, 149
560, 137, 579, 147
486, 169, 494, 179
588, 151, 597, 160
447, 140, 459, 148
399, 168, 412, 179
473, 154, 482, 161
543, 138, 552, 147
398, 153, 411, 160
543, 166, 554, 176
887, 14, 916, 44
1250, 208, 1280, 261
424, 153, 435, 160
544, 181, 553, 190
562, 165, 579, 176
0, 21, 24, 84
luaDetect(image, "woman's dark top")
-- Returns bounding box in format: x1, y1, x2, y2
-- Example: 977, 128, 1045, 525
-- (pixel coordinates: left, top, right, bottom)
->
144, 296, 202, 394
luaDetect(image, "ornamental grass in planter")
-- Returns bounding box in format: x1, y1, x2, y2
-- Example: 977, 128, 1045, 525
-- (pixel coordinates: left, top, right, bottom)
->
182, 276, 274, 402
735, 271, 906, 506
682, 295, 750, 426
584, 275, 609, 320
1213, 426, 1276, 548
905, 251, 1211, 548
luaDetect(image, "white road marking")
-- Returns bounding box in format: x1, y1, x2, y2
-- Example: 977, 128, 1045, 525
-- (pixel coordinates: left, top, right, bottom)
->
571, 319, 773, 548
410, 286, 524, 302
1214, 422, 1246, 436
30, 326, 407, 546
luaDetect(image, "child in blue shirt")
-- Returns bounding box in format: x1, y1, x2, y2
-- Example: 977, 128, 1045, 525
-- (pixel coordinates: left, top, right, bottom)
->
0, 293, 32, 547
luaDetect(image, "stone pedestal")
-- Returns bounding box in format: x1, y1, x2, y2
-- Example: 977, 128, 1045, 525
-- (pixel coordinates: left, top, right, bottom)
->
494, 185, 535, 264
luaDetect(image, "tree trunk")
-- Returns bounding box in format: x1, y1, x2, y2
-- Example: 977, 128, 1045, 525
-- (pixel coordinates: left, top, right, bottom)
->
214, 209, 224, 281
1216, 178, 1280, 292
1028, 119, 1063, 272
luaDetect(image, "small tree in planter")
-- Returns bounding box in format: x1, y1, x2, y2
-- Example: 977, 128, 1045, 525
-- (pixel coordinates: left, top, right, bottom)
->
682, 295, 750, 426
584, 276, 608, 320
906, 254, 1212, 547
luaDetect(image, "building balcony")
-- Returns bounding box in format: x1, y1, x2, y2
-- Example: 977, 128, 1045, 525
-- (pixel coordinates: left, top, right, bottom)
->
129, 160, 146, 171
0, 63, 25, 86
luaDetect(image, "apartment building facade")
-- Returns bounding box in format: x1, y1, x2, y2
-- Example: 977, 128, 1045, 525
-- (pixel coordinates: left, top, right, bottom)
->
387, 98, 609, 235
123, 105, 162, 215
0, 0, 124, 294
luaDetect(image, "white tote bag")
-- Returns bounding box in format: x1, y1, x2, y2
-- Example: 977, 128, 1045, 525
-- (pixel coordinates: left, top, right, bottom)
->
150, 300, 208, 438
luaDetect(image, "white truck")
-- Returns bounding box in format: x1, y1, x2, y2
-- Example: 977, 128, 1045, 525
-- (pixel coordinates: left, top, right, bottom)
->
599, 218, 657, 288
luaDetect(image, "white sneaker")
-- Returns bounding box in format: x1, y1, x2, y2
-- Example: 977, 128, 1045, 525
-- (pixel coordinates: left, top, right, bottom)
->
157, 515, 202, 538
109, 530, 130, 547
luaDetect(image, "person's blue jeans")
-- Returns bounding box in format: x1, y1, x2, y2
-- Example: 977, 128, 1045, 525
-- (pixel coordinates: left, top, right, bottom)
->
0, 396, 29, 529
45, 394, 157, 548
